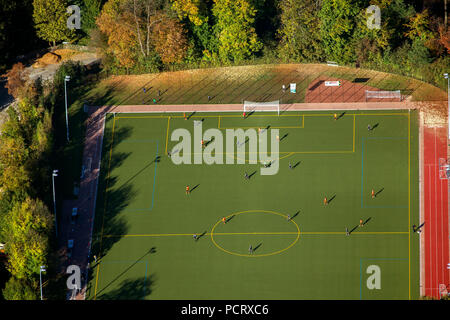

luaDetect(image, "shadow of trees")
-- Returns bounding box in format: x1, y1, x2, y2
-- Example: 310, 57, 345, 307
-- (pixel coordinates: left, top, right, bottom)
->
97, 275, 156, 300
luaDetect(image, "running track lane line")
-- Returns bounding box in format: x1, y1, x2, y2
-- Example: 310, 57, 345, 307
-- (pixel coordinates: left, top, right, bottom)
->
423, 127, 449, 298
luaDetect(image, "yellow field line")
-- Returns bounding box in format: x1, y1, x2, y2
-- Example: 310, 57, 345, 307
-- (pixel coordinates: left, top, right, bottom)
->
165, 116, 170, 155
219, 126, 303, 129
94, 115, 116, 300
103, 231, 409, 238
180, 151, 354, 155
353, 114, 356, 152
408, 111, 411, 300
114, 113, 408, 120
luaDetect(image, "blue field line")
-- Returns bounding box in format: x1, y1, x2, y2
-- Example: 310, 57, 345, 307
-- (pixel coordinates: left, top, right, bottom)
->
359, 258, 408, 300
151, 142, 158, 210
360, 137, 408, 209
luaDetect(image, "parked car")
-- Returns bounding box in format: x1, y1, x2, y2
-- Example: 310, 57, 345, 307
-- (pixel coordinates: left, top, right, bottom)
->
71, 207, 78, 224
68, 239, 74, 258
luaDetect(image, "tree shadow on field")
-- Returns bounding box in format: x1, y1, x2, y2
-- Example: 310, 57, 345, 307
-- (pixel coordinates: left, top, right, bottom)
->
94, 247, 157, 300
96, 275, 156, 300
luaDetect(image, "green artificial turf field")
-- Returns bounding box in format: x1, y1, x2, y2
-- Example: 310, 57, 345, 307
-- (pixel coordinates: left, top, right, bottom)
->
86, 109, 419, 300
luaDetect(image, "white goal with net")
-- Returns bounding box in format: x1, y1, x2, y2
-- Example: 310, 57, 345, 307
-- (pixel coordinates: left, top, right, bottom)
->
243, 100, 280, 115
365, 90, 401, 101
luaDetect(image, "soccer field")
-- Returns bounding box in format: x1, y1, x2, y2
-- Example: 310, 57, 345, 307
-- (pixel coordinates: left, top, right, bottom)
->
86, 109, 419, 300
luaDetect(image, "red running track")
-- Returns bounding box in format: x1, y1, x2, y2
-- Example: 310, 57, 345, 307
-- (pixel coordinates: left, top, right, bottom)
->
423, 127, 450, 298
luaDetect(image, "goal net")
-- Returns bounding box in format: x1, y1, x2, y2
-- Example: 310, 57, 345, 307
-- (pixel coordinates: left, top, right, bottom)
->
365, 90, 401, 101
244, 100, 280, 115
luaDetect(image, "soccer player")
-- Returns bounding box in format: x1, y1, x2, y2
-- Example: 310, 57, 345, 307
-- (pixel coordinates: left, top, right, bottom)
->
249, 245, 253, 254
167, 151, 171, 157
243, 112, 246, 119
186, 185, 190, 195
367, 124, 372, 131
360, 219, 364, 227
201, 139, 205, 148
324, 197, 328, 205
371, 189, 375, 199
193, 234, 197, 241
222, 217, 227, 224
184, 112, 187, 120
287, 214, 291, 221
244, 172, 249, 180
346, 227, 349, 236
412, 224, 417, 233
289, 162, 292, 170
334, 113, 338, 121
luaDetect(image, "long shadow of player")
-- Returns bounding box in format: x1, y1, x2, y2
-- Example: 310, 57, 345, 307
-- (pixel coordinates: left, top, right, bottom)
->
349, 225, 359, 234
293, 161, 301, 169
205, 137, 214, 147
253, 243, 262, 252
196, 231, 207, 241
225, 215, 235, 223
328, 194, 336, 204
248, 171, 257, 179
363, 217, 372, 226
280, 133, 289, 141
290, 211, 300, 220
191, 184, 200, 193
337, 112, 346, 120
187, 111, 196, 120
245, 110, 255, 119
375, 187, 384, 197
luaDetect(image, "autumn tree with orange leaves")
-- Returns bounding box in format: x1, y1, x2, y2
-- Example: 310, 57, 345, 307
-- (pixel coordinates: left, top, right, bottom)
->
96, 0, 188, 69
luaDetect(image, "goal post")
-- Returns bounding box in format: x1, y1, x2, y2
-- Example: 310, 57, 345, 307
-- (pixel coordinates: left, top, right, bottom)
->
365, 90, 402, 101
243, 100, 280, 115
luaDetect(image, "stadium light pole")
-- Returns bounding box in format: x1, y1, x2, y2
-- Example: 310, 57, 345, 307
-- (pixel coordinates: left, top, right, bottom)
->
445, 73, 450, 139
52, 170, 58, 237
64, 75, 71, 142
39, 265, 46, 300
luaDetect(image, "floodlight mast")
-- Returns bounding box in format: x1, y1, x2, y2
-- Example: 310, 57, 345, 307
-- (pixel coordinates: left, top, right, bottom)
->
52, 170, 58, 237
40, 265, 46, 300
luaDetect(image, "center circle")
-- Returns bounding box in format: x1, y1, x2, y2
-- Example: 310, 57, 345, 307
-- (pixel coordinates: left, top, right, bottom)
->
210, 210, 300, 257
